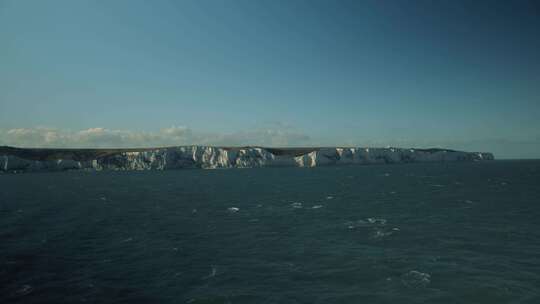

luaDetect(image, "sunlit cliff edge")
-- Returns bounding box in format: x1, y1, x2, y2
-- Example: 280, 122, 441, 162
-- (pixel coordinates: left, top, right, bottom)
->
0, 146, 494, 172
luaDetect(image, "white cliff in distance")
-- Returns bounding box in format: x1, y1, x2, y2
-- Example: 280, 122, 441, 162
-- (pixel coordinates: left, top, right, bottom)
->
0, 146, 494, 172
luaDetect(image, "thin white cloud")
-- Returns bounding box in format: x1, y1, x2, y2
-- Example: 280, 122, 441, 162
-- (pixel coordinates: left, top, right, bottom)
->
0, 125, 312, 148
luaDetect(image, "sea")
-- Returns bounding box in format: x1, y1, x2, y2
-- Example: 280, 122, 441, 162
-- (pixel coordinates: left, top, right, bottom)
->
1, 160, 539, 303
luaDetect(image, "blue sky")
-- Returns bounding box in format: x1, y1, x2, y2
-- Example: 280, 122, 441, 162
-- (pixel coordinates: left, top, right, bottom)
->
1, 0, 539, 158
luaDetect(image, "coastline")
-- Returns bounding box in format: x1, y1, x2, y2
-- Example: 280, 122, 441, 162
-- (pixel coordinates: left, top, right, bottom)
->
0, 146, 494, 173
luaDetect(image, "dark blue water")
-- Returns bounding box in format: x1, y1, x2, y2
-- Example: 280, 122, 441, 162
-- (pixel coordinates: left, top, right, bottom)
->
1, 161, 540, 303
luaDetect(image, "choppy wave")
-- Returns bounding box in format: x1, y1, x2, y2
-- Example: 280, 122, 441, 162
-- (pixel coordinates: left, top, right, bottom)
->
401, 270, 431, 287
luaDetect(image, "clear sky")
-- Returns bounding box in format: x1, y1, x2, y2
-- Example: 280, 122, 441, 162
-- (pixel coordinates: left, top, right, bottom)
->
1, 0, 539, 158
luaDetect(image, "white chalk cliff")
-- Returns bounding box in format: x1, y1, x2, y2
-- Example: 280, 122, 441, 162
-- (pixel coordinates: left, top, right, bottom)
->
0, 146, 494, 172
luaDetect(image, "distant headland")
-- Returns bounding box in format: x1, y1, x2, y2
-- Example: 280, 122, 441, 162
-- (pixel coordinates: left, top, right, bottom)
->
0, 146, 494, 172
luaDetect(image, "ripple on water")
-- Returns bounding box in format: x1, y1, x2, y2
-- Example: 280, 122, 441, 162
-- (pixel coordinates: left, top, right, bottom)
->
345, 218, 388, 229
290, 202, 303, 209
202, 266, 217, 280
401, 270, 431, 288
371, 228, 394, 239
15, 285, 33, 296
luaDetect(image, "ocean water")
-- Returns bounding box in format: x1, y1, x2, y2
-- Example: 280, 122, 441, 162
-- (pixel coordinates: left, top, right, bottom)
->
1, 161, 540, 303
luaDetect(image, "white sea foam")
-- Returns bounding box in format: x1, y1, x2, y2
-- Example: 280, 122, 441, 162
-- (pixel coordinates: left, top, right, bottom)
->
367, 218, 387, 225
291, 202, 303, 208
311, 205, 323, 209
227, 207, 239, 213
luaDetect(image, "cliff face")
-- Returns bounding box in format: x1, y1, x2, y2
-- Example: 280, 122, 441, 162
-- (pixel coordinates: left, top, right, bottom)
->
0, 146, 494, 172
